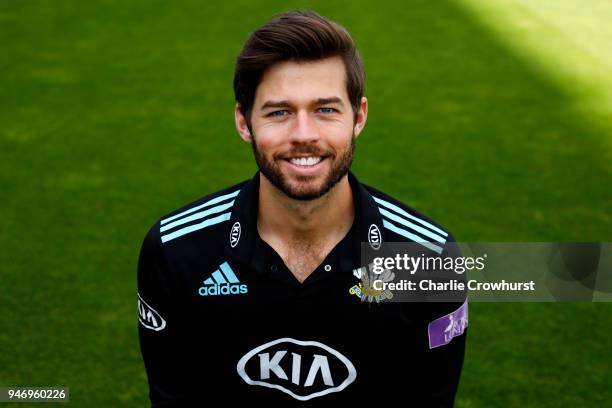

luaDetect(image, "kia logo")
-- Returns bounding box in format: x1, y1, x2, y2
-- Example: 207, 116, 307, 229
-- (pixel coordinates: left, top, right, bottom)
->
368, 224, 381, 250
138, 294, 166, 331
236, 338, 357, 401
230, 221, 241, 248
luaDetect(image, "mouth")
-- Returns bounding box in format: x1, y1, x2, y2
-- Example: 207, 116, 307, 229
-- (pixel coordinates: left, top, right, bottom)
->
281, 155, 328, 175
287, 156, 323, 167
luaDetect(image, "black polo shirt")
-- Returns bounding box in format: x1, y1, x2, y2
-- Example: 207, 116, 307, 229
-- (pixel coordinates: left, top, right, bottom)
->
138, 171, 467, 406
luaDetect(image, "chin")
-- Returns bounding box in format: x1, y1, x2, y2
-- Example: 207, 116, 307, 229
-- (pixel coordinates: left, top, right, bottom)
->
285, 178, 338, 201
285, 184, 323, 200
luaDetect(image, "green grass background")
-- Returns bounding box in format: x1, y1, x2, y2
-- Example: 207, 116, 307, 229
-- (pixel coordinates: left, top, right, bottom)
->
1, 0, 611, 406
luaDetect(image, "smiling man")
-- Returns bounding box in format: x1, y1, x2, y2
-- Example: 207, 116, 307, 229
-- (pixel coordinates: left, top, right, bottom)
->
138, 10, 467, 406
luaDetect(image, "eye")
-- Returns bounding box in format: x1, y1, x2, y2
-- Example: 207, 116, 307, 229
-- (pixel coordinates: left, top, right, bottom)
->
268, 110, 289, 117
318, 107, 337, 114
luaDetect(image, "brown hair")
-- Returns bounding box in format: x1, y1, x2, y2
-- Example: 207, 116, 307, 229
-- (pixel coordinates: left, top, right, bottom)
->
233, 10, 365, 129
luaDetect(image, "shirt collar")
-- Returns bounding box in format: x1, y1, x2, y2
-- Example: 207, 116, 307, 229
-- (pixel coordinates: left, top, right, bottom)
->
224, 171, 385, 274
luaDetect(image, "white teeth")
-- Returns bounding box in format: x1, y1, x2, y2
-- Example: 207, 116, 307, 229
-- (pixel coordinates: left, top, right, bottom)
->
290, 156, 322, 166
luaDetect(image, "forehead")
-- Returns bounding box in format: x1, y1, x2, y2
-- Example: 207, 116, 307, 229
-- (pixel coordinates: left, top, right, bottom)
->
254, 56, 348, 107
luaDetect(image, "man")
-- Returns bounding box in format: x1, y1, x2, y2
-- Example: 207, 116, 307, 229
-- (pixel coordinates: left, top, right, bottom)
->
138, 10, 467, 406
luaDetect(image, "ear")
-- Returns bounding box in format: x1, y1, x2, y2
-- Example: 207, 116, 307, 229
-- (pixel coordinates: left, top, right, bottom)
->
353, 96, 368, 138
235, 103, 252, 143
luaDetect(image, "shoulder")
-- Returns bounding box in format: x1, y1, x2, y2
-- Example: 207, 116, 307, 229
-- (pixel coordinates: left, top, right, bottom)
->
363, 184, 456, 254
145, 180, 247, 249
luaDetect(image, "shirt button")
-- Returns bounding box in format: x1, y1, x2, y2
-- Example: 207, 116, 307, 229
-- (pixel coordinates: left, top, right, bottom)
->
324, 264, 332, 272
270, 265, 278, 272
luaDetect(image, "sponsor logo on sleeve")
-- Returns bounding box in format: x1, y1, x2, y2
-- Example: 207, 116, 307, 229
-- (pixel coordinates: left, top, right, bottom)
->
137, 293, 166, 331
237, 338, 357, 401
428, 299, 468, 348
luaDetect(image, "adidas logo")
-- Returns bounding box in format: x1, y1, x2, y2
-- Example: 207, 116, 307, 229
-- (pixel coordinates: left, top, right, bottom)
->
198, 261, 248, 296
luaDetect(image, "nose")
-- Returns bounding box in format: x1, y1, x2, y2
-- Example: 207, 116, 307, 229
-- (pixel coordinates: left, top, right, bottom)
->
290, 110, 320, 144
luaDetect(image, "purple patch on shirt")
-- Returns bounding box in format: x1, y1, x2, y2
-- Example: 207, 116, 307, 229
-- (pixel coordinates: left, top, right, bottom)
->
428, 299, 468, 349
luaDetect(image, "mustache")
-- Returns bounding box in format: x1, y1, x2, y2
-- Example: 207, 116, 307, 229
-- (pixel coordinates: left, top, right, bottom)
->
276, 145, 333, 159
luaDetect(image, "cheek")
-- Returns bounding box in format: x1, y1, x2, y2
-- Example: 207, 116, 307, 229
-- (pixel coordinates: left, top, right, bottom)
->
253, 129, 285, 156
324, 125, 355, 148
322, 115, 354, 133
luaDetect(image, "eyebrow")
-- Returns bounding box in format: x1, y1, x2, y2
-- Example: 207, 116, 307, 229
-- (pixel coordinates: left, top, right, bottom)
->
314, 97, 344, 106
260, 100, 291, 110
260, 97, 345, 111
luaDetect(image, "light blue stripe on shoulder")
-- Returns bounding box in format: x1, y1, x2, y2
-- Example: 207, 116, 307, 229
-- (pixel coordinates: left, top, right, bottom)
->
161, 189, 240, 226
161, 212, 231, 243
378, 207, 447, 244
160, 200, 235, 233
373, 196, 448, 237
382, 219, 443, 254
219, 262, 239, 283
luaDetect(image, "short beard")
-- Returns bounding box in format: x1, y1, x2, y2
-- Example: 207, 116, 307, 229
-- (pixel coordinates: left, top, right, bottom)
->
252, 136, 355, 201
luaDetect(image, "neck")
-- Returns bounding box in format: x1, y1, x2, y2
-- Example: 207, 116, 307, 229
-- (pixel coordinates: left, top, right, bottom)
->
257, 174, 354, 244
